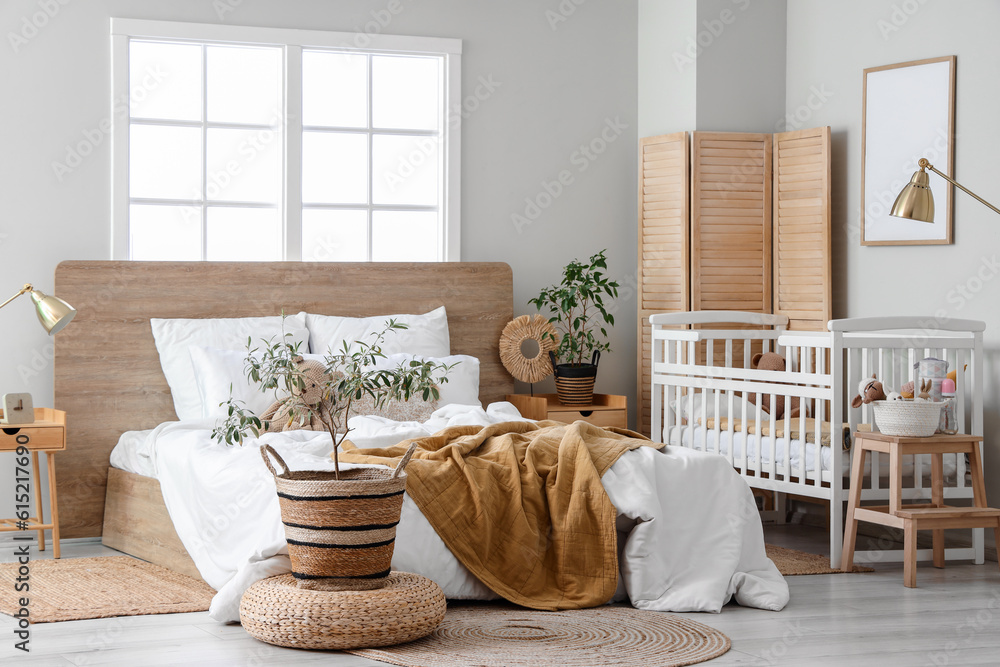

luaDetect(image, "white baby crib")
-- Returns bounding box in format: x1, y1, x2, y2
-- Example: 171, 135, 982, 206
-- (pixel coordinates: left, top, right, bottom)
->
648, 311, 986, 568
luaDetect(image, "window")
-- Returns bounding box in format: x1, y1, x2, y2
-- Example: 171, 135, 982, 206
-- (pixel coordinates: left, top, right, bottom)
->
111, 19, 461, 262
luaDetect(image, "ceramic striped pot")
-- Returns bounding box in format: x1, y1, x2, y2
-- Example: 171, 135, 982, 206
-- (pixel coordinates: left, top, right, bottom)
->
262, 445, 411, 591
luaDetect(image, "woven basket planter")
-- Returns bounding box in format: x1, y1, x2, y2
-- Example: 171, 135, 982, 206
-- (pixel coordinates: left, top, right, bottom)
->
262, 444, 415, 591
871, 400, 944, 437
550, 351, 600, 406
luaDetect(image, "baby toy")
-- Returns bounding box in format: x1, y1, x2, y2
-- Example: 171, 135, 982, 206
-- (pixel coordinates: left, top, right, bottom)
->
851, 374, 887, 408
748, 352, 801, 420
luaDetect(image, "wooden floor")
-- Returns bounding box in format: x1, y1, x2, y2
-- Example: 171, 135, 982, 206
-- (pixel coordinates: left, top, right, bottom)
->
2, 525, 1000, 666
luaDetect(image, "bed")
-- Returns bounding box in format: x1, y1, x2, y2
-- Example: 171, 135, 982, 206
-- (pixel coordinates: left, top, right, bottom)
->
53, 261, 515, 573
53, 261, 788, 622
648, 310, 987, 569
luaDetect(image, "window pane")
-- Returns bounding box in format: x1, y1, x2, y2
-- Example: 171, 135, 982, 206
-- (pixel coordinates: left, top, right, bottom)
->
207, 45, 281, 125
303, 51, 367, 128
302, 132, 368, 204
129, 124, 202, 200
372, 134, 439, 206
129, 41, 202, 121
206, 128, 281, 204
130, 204, 201, 261
372, 56, 440, 130
372, 210, 437, 261
302, 209, 368, 261
206, 208, 281, 261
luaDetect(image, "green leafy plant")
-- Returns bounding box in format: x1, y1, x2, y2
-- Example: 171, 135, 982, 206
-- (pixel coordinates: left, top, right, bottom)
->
528, 249, 619, 367
212, 319, 453, 478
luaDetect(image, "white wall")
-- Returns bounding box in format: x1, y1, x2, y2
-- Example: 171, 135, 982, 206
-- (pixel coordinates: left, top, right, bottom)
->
0, 0, 638, 522
638, 0, 696, 137
638, 0, 786, 136
695, 0, 785, 132
786, 0, 1000, 502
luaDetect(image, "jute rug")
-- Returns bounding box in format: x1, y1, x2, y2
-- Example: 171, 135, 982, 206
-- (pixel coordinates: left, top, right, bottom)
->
347, 605, 730, 667
767, 544, 873, 575
0, 556, 215, 623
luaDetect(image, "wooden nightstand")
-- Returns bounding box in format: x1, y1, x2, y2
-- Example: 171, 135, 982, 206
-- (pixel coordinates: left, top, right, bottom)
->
0, 408, 65, 558
505, 394, 627, 429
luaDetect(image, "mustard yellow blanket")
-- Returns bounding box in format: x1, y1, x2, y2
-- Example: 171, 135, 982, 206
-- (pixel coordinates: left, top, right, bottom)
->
339, 420, 654, 610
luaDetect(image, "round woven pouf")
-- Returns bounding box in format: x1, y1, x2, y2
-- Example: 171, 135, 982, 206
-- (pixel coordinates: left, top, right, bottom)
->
239, 571, 446, 650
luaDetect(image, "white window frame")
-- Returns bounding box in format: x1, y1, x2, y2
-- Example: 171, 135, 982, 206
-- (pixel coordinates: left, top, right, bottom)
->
110, 18, 462, 261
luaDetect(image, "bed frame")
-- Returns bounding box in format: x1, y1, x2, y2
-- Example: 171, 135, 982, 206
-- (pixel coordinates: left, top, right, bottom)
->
53, 261, 514, 580
648, 311, 986, 569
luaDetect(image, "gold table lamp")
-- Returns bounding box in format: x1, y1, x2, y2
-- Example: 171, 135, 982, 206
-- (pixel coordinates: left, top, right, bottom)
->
0, 283, 76, 334
891, 157, 1000, 222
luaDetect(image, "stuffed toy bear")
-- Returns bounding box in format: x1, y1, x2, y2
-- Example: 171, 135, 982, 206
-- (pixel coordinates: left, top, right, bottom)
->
851, 374, 887, 409
260, 356, 334, 433
748, 352, 800, 420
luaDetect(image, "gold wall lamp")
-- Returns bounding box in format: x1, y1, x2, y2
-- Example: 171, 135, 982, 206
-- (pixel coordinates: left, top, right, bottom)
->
891, 157, 1000, 222
0, 283, 77, 335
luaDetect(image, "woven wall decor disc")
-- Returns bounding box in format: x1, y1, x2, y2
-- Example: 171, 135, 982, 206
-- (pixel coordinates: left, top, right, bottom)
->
499, 315, 560, 383
348, 605, 731, 667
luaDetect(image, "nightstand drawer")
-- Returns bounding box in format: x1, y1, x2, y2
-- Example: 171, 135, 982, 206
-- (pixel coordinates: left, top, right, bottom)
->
0, 426, 65, 451
506, 393, 628, 429
547, 408, 626, 429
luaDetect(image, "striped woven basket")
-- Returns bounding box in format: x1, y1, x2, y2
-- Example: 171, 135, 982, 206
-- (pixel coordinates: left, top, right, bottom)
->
551, 351, 600, 406
261, 444, 416, 591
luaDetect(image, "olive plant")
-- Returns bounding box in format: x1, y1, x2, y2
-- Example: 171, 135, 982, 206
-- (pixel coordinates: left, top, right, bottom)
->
213, 319, 452, 477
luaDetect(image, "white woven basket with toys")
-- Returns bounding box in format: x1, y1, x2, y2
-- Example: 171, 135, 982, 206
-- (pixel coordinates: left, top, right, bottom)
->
871, 400, 944, 438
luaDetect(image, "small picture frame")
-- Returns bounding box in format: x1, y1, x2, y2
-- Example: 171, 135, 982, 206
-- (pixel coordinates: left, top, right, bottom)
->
861, 56, 956, 245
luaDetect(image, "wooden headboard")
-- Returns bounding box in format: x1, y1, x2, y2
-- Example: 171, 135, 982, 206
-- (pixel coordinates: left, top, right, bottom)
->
53, 261, 514, 539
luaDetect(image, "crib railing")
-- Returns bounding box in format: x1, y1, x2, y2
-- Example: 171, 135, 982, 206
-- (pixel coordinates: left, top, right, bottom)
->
649, 312, 987, 568
650, 312, 838, 497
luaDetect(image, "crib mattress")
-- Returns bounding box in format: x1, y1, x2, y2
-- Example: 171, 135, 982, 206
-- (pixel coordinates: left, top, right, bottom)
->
664, 425, 959, 479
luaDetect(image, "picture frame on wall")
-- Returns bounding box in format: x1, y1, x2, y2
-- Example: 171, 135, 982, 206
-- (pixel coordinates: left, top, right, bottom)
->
861, 55, 956, 246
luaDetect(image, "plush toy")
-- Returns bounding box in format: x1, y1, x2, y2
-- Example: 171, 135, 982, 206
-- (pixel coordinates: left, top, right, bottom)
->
748, 352, 800, 420
851, 374, 887, 408
886, 391, 905, 402
900, 381, 915, 399
914, 379, 932, 402
260, 356, 334, 433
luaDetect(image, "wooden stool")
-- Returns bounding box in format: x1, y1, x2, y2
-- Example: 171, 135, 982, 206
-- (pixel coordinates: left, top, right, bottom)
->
842, 432, 1000, 587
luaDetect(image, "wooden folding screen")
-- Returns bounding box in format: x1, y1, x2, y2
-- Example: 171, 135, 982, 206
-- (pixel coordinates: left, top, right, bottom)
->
637, 127, 831, 436
772, 127, 832, 332
691, 132, 772, 314
637, 132, 689, 436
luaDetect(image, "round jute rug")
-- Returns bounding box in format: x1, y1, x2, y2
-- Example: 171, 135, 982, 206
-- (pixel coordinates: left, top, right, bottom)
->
347, 604, 731, 667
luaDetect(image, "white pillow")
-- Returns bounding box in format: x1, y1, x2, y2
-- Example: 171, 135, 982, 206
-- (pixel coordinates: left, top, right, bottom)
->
302, 352, 480, 411
305, 307, 450, 358
151, 313, 309, 421
190, 346, 282, 419
379, 353, 480, 408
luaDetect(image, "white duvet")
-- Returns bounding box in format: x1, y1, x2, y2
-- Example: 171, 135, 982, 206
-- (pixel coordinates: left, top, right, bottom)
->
114, 402, 788, 622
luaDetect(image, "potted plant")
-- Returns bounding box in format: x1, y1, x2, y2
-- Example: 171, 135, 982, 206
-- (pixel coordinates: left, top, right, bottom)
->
529, 249, 619, 406
213, 320, 452, 590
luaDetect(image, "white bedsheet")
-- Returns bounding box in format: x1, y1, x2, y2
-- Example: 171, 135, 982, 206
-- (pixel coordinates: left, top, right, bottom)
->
665, 425, 959, 478
110, 403, 788, 622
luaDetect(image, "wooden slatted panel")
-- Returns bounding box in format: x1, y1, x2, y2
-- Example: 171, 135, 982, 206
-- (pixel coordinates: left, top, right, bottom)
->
638, 132, 690, 436
691, 132, 772, 314
773, 127, 832, 331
